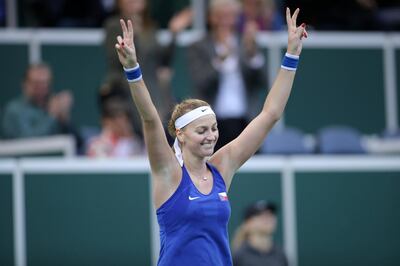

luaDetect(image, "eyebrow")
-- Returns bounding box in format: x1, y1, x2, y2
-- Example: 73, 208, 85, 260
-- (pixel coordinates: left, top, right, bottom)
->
195, 123, 218, 130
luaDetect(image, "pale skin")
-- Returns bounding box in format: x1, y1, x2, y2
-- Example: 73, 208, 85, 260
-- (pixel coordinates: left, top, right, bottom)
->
115, 8, 307, 209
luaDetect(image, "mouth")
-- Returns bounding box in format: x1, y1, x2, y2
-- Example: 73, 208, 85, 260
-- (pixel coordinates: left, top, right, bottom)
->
201, 142, 215, 148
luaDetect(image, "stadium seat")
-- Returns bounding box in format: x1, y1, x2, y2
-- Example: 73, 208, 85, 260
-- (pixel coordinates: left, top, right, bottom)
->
261, 127, 314, 154
318, 125, 365, 154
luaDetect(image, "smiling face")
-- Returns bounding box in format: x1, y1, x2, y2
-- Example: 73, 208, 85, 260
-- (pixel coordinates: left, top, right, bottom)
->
178, 114, 219, 158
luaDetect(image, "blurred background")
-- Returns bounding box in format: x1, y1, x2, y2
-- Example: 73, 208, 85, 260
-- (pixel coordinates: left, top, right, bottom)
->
0, 0, 400, 266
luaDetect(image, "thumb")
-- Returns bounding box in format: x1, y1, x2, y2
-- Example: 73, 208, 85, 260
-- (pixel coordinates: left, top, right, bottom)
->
115, 43, 127, 57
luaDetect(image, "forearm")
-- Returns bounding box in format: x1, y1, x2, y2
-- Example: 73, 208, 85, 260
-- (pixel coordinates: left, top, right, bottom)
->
262, 68, 296, 120
128, 79, 160, 123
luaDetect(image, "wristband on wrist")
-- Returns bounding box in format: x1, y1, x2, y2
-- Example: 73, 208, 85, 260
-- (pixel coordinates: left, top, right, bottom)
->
124, 64, 142, 83
281, 53, 299, 71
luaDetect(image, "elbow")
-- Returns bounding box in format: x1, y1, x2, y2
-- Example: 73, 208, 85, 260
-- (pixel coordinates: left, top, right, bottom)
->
264, 108, 282, 123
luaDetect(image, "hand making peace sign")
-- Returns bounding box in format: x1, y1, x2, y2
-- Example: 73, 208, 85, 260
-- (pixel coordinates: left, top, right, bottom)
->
115, 19, 138, 69
286, 8, 308, 56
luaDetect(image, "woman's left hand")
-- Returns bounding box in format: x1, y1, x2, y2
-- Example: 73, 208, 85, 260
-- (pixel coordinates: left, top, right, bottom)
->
286, 8, 307, 56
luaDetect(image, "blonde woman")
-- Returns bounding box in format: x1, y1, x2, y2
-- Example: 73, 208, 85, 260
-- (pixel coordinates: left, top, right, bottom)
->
115, 6, 306, 265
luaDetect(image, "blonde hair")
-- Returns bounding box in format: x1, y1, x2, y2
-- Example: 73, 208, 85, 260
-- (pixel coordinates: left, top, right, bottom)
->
167, 99, 210, 138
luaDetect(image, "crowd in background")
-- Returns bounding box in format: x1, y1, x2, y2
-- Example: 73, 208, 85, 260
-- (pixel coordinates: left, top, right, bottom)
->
1, 0, 281, 157
1, 0, 399, 158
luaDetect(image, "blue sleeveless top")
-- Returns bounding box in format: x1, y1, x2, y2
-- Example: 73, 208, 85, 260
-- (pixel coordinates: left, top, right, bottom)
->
156, 163, 232, 266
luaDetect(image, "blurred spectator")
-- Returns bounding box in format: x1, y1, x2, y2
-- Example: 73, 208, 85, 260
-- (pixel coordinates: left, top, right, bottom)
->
87, 98, 144, 157
1, 63, 79, 141
187, 0, 267, 150
237, 0, 284, 32
232, 200, 288, 266
103, 0, 192, 131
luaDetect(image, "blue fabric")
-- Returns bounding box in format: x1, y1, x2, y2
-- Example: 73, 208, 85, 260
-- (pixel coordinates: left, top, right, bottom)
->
262, 127, 313, 154
156, 163, 232, 266
124, 65, 142, 82
318, 126, 365, 154
281, 55, 299, 69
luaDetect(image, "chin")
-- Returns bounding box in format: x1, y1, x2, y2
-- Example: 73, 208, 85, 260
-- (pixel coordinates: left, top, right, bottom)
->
200, 145, 215, 156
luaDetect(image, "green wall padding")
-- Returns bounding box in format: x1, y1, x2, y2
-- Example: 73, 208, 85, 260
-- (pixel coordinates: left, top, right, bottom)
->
0, 174, 14, 266
228, 172, 284, 247
286, 48, 385, 134
42, 45, 107, 129
296, 172, 400, 266
25, 173, 151, 266
0, 44, 29, 113
171, 46, 193, 101
0, 44, 394, 137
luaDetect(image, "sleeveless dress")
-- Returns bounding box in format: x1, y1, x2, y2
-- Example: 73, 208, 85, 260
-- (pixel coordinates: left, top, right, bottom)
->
156, 162, 232, 265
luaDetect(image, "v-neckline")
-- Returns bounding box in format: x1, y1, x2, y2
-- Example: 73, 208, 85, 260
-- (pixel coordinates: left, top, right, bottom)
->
183, 163, 215, 196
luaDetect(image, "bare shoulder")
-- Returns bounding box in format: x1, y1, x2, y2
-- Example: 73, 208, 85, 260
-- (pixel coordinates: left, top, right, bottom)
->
209, 146, 236, 190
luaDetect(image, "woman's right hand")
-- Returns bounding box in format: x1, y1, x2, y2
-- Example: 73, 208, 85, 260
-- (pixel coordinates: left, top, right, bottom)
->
115, 19, 138, 68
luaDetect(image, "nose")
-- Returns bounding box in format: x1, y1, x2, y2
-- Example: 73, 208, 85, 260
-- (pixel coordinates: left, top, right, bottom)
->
206, 131, 218, 141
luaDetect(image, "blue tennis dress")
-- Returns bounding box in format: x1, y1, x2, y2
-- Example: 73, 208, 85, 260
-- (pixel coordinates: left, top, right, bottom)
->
156, 163, 232, 266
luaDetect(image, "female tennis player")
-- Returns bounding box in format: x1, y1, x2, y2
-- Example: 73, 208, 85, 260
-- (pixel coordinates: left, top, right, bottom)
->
115, 6, 306, 265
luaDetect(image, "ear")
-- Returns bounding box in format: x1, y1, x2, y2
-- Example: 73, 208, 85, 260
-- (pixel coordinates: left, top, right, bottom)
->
176, 129, 184, 143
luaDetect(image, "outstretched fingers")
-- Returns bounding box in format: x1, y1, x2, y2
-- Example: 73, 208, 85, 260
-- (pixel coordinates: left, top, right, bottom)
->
286, 7, 301, 31
120, 19, 128, 40
127, 20, 134, 41
291, 8, 300, 28
286, 7, 291, 28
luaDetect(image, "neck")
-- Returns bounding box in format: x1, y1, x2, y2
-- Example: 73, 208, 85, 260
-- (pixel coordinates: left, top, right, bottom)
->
248, 233, 273, 253
183, 153, 208, 179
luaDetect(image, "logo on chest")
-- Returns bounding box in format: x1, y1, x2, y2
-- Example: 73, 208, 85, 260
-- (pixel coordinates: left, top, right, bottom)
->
218, 192, 229, 201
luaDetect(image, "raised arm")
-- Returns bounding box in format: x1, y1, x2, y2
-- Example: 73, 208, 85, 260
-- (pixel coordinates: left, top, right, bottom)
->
211, 8, 307, 188
115, 19, 178, 176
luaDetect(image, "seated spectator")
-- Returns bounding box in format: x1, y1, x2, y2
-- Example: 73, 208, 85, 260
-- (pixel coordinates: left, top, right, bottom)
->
232, 200, 288, 266
2, 63, 77, 140
87, 98, 144, 157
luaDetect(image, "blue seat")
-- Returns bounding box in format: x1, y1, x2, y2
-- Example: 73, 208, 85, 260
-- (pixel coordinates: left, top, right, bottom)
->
318, 125, 365, 154
261, 127, 313, 154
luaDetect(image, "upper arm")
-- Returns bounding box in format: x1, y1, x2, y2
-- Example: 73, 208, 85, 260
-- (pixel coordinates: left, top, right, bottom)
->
142, 118, 179, 175
128, 80, 180, 179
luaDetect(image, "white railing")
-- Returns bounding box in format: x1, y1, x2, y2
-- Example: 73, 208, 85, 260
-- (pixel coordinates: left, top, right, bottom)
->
0, 135, 76, 157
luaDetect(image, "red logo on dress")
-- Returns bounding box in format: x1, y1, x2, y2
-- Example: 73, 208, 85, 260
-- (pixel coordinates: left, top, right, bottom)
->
218, 192, 228, 201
